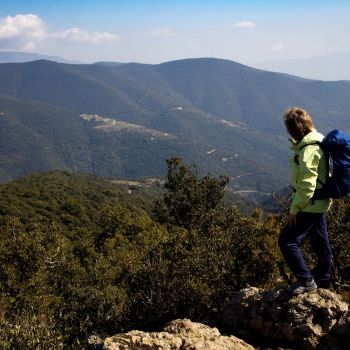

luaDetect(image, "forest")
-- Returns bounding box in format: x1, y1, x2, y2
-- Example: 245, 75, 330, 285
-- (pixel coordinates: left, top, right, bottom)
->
0, 158, 349, 349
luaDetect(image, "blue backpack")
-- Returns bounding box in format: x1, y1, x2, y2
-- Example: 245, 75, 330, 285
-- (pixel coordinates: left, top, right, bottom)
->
308, 129, 350, 200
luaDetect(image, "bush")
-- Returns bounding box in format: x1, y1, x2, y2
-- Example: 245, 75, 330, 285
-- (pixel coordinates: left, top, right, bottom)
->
327, 197, 350, 289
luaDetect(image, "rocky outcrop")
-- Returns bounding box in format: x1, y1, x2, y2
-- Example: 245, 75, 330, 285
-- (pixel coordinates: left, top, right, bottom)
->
88, 319, 254, 350
223, 287, 349, 349
88, 289, 350, 350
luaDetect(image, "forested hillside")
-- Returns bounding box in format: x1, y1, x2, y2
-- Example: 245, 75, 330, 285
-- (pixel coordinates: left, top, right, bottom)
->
0, 171, 158, 228
0, 160, 349, 349
1, 58, 350, 202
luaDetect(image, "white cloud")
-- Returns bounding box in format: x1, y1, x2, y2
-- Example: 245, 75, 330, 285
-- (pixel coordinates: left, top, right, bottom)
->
134, 28, 179, 38
0, 14, 46, 50
0, 14, 46, 39
232, 21, 256, 29
269, 42, 286, 53
53, 27, 118, 44
0, 13, 118, 51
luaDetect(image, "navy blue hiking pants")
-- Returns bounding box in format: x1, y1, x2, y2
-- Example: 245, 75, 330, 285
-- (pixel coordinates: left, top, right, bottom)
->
278, 212, 332, 287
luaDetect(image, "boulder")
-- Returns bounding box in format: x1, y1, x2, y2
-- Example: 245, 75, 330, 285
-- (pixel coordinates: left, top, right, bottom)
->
223, 287, 349, 349
90, 318, 254, 350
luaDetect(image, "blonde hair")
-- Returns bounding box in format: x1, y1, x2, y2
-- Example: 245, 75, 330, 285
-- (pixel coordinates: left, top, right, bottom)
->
284, 107, 314, 141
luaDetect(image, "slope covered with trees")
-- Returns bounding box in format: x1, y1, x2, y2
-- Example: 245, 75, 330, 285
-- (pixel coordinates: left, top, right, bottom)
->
1, 58, 350, 201
0, 161, 349, 349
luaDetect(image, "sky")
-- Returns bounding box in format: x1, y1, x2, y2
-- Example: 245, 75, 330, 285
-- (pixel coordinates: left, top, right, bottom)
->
1, 0, 350, 65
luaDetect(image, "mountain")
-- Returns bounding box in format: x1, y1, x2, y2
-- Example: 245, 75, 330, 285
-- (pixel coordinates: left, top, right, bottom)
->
255, 52, 350, 81
1, 58, 350, 202
0, 51, 81, 64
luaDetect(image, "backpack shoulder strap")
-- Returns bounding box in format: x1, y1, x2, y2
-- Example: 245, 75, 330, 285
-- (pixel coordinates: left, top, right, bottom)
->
294, 142, 322, 165
298, 141, 322, 151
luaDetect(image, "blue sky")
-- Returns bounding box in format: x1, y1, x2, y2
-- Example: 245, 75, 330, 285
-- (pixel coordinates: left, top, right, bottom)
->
1, 0, 350, 64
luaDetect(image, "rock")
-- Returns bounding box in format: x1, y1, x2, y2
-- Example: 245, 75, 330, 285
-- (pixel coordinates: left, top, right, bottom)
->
87, 288, 350, 350
320, 312, 350, 349
101, 318, 254, 350
223, 287, 349, 349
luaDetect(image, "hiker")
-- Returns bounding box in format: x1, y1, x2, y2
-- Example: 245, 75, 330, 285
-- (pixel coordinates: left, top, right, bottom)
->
279, 107, 332, 295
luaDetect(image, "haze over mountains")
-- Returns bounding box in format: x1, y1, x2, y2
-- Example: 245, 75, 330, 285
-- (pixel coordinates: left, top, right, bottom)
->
256, 52, 350, 81
1, 57, 350, 201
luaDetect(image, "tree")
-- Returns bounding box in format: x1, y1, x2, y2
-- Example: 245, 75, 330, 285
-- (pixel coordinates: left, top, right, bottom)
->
153, 157, 229, 231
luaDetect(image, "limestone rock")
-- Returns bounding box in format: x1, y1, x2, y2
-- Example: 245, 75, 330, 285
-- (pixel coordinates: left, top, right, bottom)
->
101, 318, 254, 350
223, 287, 349, 349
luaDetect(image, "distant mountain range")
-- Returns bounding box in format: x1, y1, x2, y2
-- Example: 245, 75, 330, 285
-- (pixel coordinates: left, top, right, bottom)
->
2, 50, 350, 81
0, 51, 81, 64
1, 58, 350, 203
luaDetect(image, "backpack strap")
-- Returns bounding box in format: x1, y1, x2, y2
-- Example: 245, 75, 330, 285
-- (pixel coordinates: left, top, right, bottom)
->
294, 142, 322, 165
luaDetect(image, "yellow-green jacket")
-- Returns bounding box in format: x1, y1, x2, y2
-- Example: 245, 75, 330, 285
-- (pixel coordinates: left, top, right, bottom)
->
289, 129, 331, 215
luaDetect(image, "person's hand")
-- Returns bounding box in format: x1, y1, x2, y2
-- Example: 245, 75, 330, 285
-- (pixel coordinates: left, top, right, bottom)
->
287, 214, 297, 227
